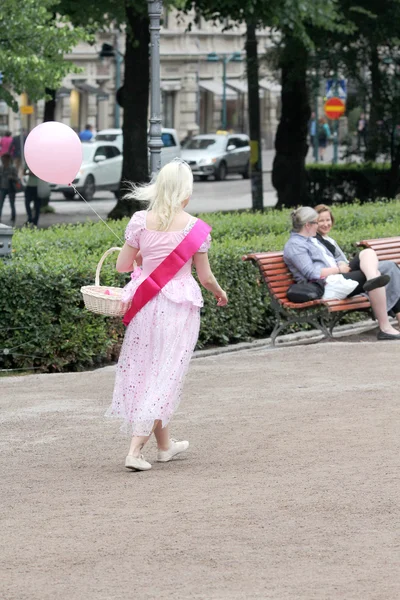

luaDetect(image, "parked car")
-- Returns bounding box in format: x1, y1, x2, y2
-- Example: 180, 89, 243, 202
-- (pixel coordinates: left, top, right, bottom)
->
181, 133, 250, 181
95, 127, 181, 166
51, 141, 122, 200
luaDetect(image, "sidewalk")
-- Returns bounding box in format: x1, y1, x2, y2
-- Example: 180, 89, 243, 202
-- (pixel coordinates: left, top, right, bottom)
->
1, 331, 399, 600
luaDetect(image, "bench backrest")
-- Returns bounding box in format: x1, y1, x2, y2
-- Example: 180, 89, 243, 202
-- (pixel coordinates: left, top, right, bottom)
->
244, 252, 294, 303
357, 236, 400, 265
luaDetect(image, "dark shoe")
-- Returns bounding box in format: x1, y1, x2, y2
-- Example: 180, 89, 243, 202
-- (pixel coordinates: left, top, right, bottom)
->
363, 274, 391, 292
377, 330, 400, 340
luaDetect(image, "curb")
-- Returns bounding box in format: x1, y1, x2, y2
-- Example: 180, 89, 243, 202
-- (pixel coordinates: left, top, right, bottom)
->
192, 318, 384, 360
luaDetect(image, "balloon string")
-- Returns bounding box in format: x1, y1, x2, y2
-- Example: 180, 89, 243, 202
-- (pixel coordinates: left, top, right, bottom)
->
70, 184, 125, 245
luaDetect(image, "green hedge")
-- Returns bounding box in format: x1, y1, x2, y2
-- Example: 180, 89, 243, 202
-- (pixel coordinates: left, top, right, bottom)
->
1, 201, 400, 373
306, 163, 399, 204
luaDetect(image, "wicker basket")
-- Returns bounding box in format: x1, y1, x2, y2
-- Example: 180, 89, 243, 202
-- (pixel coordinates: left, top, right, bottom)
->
81, 247, 132, 317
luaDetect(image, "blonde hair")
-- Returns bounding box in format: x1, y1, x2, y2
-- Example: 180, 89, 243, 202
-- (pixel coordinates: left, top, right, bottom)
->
124, 159, 193, 230
314, 203, 335, 225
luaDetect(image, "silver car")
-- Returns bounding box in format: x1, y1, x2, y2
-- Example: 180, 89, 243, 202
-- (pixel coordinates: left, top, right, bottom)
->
181, 133, 250, 181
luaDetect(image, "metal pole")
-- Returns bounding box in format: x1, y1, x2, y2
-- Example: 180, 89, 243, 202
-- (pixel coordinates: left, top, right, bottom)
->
222, 57, 227, 129
147, 0, 163, 176
314, 69, 319, 163
114, 30, 121, 129
333, 71, 339, 164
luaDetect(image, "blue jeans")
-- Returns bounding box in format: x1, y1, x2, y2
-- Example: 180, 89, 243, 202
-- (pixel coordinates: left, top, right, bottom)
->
0, 188, 16, 223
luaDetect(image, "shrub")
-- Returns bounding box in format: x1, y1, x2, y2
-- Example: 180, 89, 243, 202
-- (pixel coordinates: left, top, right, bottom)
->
306, 163, 399, 204
1, 201, 399, 372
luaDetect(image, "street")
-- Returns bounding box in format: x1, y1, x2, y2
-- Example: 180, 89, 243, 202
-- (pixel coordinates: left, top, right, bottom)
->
3, 173, 277, 229
1, 145, 342, 228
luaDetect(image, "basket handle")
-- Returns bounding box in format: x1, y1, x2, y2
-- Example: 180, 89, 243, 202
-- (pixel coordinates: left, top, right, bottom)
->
95, 247, 122, 286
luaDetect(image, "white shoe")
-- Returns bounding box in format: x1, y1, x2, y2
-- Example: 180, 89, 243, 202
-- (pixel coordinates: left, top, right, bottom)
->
125, 454, 152, 471
157, 439, 189, 462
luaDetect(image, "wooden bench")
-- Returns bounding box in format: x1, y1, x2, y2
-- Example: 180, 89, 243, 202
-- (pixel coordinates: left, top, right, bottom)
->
243, 237, 400, 345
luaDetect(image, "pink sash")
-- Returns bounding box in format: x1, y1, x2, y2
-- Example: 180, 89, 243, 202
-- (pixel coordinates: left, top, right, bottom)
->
123, 218, 212, 326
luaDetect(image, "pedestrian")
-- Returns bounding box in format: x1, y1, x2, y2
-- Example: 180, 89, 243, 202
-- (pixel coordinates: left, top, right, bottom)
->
0, 131, 13, 156
317, 117, 331, 161
78, 124, 93, 142
105, 159, 228, 471
0, 153, 18, 226
357, 113, 368, 149
309, 112, 316, 150
24, 170, 41, 226
9, 131, 26, 178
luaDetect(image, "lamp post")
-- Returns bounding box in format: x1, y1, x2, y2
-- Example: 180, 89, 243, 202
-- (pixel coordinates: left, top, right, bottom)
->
207, 52, 242, 130
148, 0, 163, 176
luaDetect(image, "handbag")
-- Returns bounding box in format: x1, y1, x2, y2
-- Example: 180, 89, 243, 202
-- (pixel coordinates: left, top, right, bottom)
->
287, 280, 325, 303
9, 177, 23, 193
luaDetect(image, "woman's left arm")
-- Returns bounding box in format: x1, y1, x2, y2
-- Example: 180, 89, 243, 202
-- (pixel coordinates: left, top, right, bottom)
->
116, 243, 139, 272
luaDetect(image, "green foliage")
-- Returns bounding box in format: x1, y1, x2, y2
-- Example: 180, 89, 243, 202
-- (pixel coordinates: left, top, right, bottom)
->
1, 201, 399, 372
0, 0, 91, 110
306, 163, 399, 205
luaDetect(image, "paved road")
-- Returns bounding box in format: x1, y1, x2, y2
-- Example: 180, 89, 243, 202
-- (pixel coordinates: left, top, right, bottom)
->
0, 145, 342, 228
1, 337, 399, 600
1, 174, 277, 229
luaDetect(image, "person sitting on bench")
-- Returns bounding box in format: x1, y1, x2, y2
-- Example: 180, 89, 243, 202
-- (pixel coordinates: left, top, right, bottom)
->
283, 207, 400, 340
315, 203, 400, 333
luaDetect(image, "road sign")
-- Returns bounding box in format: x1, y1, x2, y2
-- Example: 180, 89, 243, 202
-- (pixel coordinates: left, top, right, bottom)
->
326, 79, 347, 100
0, 72, 3, 85
20, 105, 34, 115
324, 97, 345, 120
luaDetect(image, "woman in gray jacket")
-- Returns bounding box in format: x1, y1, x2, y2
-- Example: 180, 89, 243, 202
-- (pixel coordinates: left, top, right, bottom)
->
315, 203, 400, 334
283, 207, 400, 340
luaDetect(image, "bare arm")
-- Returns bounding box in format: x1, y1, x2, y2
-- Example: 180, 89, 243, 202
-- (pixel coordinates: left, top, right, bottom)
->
320, 264, 351, 277
193, 252, 228, 306
116, 243, 139, 273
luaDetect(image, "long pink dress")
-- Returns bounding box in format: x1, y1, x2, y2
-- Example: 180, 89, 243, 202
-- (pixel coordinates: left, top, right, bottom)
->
105, 210, 211, 436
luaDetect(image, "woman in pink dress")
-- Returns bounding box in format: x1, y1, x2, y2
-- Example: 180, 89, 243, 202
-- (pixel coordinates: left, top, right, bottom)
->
105, 159, 228, 471
0, 131, 13, 156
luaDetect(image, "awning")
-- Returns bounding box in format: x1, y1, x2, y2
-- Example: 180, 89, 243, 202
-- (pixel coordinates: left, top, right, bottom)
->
259, 79, 282, 94
161, 80, 181, 92
199, 80, 237, 99
226, 79, 248, 94
56, 86, 72, 99
74, 82, 110, 100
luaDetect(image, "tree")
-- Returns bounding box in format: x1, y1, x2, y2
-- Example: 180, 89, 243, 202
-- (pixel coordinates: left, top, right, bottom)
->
0, 0, 88, 111
187, 0, 345, 208
311, 0, 400, 196
59, 0, 161, 217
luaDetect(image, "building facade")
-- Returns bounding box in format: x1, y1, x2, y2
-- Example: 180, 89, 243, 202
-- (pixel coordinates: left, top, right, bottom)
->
0, 12, 281, 148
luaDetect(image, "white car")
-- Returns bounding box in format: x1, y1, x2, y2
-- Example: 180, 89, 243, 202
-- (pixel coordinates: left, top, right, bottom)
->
53, 141, 122, 200
95, 127, 181, 167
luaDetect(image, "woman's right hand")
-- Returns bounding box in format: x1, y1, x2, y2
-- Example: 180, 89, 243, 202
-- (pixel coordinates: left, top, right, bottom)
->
214, 290, 228, 306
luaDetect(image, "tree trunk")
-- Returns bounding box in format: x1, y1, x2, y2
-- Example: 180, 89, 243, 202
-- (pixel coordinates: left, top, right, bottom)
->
246, 21, 263, 212
43, 88, 56, 123
39, 88, 57, 207
365, 46, 382, 162
272, 38, 310, 209
108, 4, 150, 220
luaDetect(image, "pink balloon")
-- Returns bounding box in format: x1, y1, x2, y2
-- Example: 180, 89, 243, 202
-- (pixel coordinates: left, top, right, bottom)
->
24, 122, 83, 185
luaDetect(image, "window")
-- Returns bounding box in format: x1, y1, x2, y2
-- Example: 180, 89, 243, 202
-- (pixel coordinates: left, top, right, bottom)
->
161, 132, 176, 147
162, 91, 175, 128
94, 146, 115, 160
227, 137, 240, 149
109, 146, 121, 157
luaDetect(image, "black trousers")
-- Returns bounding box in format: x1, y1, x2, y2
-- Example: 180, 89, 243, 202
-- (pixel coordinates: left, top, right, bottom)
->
345, 254, 400, 313
25, 186, 41, 225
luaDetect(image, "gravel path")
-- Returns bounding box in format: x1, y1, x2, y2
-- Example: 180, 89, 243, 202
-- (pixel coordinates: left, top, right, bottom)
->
1, 340, 399, 600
